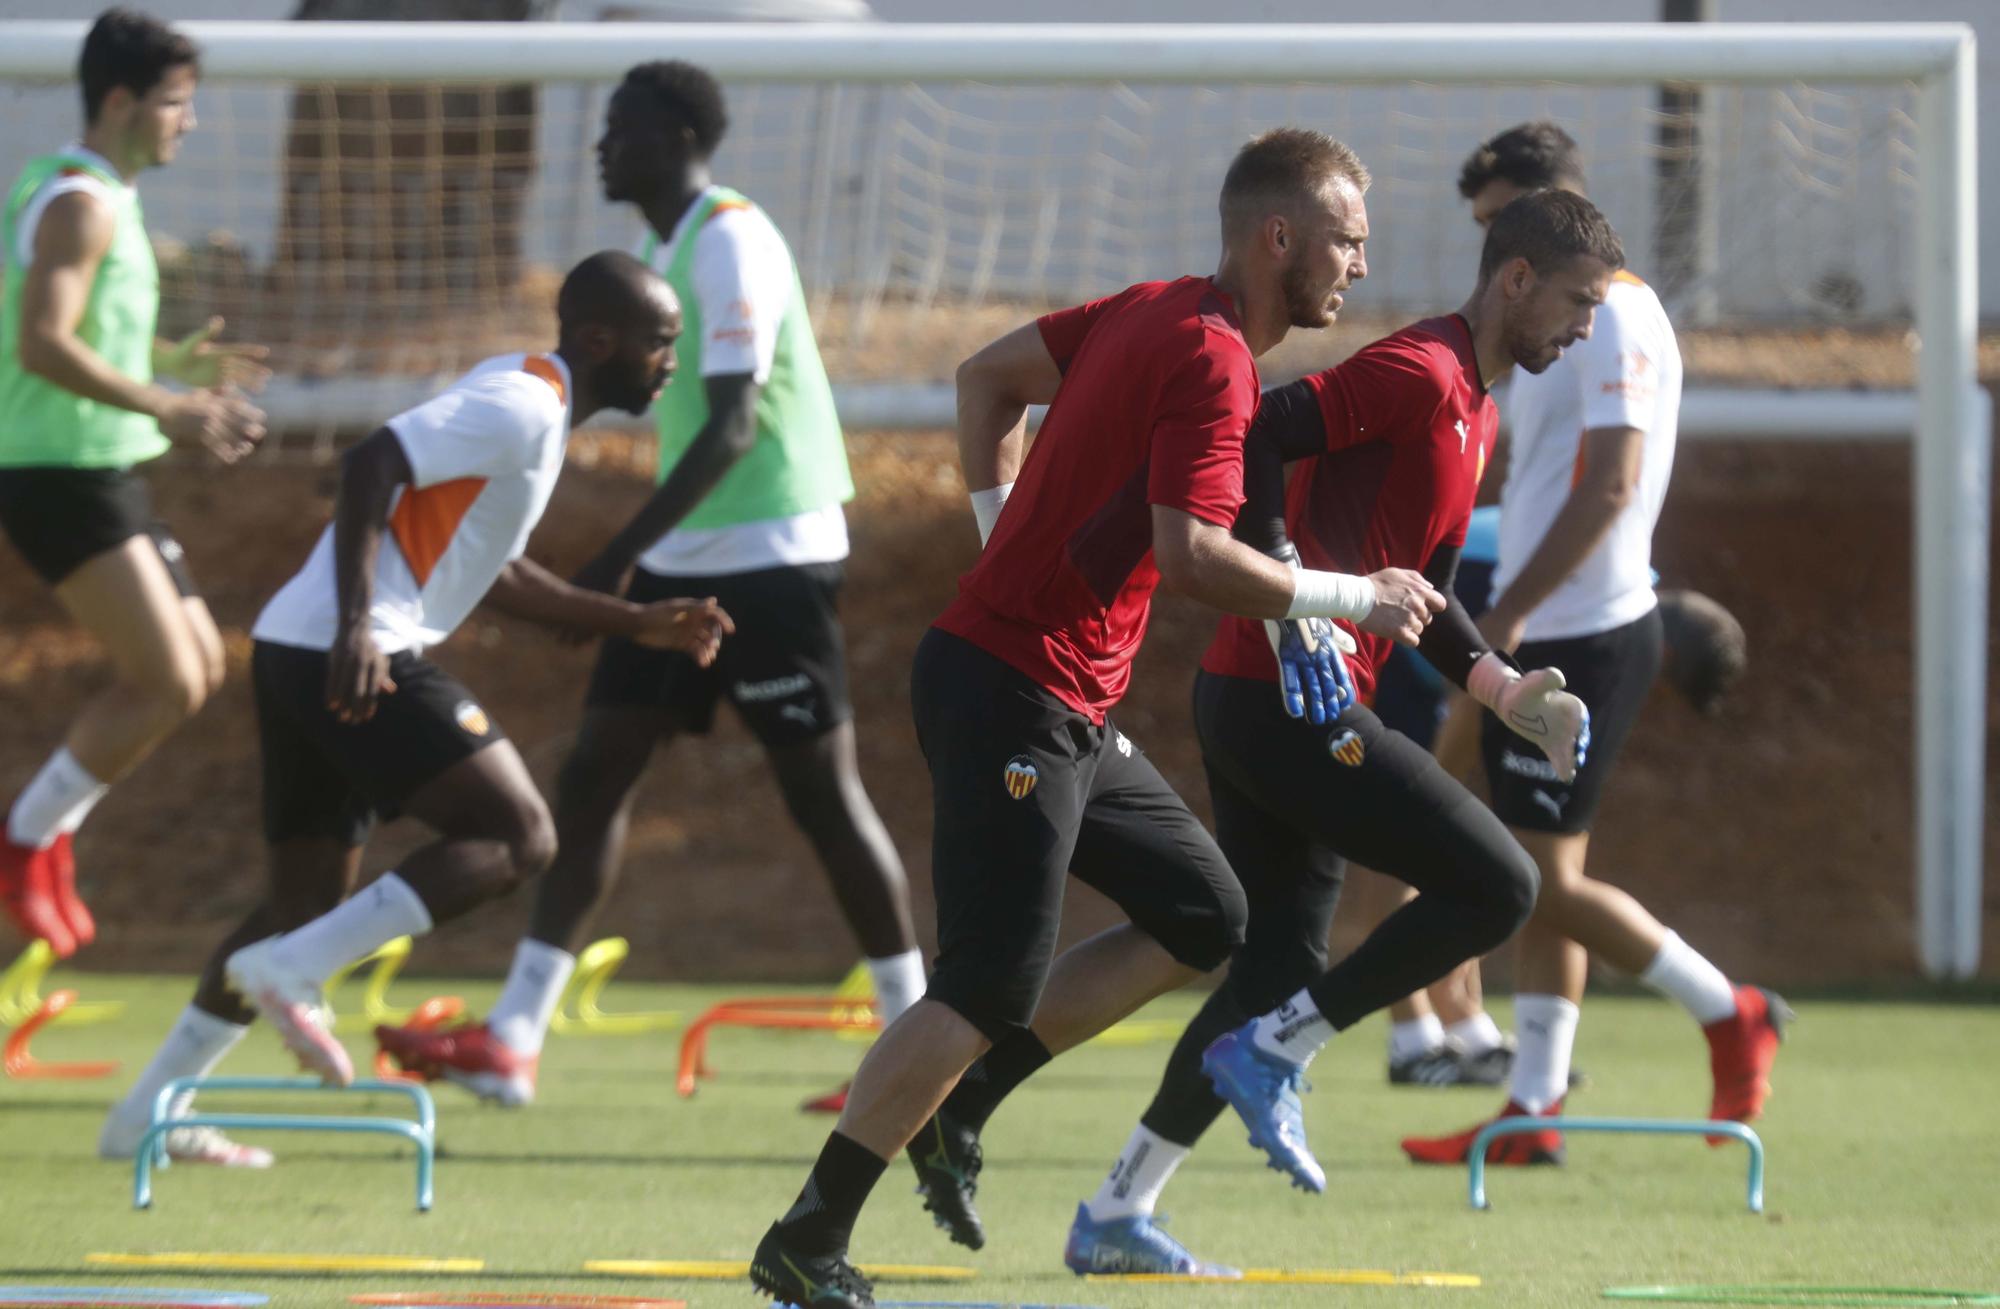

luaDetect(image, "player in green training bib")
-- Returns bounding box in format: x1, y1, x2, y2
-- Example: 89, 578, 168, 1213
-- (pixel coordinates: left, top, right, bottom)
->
0, 10, 269, 961
372, 61, 924, 1111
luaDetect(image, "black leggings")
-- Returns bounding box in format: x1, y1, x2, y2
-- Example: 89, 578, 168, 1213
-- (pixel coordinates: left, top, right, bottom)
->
1141, 672, 1538, 1146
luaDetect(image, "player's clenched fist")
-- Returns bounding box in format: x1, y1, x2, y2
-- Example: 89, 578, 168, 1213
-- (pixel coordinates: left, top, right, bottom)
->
631, 596, 734, 665
1357, 567, 1445, 647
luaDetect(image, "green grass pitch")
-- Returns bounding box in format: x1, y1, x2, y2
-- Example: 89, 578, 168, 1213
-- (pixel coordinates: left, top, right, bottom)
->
2, 976, 1996, 1308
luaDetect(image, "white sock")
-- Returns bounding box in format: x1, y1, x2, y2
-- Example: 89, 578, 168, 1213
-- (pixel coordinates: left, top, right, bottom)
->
865, 949, 926, 1025
8, 747, 108, 849
111, 1004, 247, 1124
271, 873, 433, 985
1251, 989, 1335, 1068
488, 938, 576, 1055
1388, 1014, 1446, 1063
1447, 1012, 1507, 1057
1508, 994, 1580, 1114
1639, 931, 1738, 1026
1086, 1123, 1190, 1222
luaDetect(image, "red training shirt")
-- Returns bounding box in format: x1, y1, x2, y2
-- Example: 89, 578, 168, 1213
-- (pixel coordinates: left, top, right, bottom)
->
1202, 314, 1497, 701
937, 277, 1259, 722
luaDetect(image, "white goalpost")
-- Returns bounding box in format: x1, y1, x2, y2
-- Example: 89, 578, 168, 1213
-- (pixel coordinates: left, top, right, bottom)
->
0, 21, 1984, 979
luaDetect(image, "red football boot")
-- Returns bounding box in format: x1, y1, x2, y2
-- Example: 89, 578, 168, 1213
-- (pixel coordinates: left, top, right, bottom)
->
1401, 1098, 1566, 1167
1704, 985, 1792, 1135
48, 832, 95, 949
376, 1019, 537, 1107
0, 833, 77, 959
801, 1081, 851, 1114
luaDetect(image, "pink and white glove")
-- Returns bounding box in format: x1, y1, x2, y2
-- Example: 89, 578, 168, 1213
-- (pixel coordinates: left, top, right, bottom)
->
1467, 652, 1591, 783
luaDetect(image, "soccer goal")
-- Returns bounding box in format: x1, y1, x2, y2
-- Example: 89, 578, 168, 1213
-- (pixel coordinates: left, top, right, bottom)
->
0, 21, 1982, 978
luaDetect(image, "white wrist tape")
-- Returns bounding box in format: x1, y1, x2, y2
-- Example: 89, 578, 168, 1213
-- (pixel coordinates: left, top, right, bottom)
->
969, 482, 1014, 546
1466, 651, 1522, 712
1286, 568, 1376, 622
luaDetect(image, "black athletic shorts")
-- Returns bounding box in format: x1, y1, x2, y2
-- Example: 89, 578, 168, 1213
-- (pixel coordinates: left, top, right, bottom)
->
586, 561, 851, 748
1196, 669, 1536, 1018
252, 640, 506, 846
912, 628, 1246, 1041
0, 466, 198, 595
1480, 606, 1664, 835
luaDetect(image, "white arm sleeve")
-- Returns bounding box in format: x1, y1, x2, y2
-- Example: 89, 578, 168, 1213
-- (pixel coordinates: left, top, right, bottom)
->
689, 206, 791, 383
389, 372, 562, 488
1572, 297, 1660, 434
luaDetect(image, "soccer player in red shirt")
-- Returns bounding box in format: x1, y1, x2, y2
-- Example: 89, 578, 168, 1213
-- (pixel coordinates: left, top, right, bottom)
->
894, 191, 1616, 1279
750, 130, 1443, 1309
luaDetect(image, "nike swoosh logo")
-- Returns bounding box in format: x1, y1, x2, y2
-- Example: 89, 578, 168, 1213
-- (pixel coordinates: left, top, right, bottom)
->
1509, 710, 1549, 735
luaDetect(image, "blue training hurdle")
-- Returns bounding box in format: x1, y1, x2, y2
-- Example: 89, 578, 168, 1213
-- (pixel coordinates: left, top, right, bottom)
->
137, 1075, 437, 1212
1466, 1116, 1765, 1214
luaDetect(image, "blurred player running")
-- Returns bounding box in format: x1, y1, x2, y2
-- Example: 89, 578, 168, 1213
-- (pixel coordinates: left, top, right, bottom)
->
907, 190, 1612, 1276
376, 61, 922, 1111
0, 9, 267, 959
1403, 122, 1786, 1170
97, 253, 730, 1166
747, 130, 1447, 1309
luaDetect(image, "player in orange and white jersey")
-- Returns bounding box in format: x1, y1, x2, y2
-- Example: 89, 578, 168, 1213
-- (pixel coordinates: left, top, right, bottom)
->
98, 252, 732, 1164
1404, 123, 1784, 1170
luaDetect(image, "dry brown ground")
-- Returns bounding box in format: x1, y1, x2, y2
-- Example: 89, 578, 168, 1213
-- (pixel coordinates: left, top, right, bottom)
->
4, 429, 1997, 988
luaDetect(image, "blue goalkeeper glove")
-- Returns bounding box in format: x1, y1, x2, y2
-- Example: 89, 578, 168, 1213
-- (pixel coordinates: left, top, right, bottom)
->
1266, 616, 1357, 725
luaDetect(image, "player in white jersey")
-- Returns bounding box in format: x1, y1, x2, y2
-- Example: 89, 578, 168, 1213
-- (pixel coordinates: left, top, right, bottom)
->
1404, 124, 1786, 1169
97, 253, 732, 1164
378, 62, 920, 1113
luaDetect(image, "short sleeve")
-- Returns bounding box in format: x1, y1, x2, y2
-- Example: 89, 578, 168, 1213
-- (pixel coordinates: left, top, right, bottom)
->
1036, 292, 1121, 373
1147, 336, 1259, 528
1304, 336, 1448, 454
389, 371, 560, 488
690, 205, 790, 382
1572, 298, 1662, 433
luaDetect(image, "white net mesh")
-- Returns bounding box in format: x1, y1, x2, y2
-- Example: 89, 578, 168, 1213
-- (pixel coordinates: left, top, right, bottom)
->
0, 69, 1921, 450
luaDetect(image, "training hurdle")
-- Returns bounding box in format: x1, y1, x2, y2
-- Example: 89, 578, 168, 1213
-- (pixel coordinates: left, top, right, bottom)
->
1, 941, 124, 1079
5, 988, 121, 1079
135, 1076, 437, 1212
0, 940, 124, 1027
1467, 1116, 1766, 1213
675, 995, 878, 1097
550, 938, 679, 1036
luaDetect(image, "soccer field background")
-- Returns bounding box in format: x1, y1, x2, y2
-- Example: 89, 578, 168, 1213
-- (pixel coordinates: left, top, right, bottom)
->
2, 977, 1995, 1308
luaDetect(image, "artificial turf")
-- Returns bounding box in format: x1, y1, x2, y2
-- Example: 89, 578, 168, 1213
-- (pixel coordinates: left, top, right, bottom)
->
2, 975, 1995, 1308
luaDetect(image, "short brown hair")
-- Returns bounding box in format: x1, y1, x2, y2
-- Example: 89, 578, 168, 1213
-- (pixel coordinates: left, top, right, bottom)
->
79, 8, 198, 124
1477, 188, 1624, 282
1220, 128, 1370, 240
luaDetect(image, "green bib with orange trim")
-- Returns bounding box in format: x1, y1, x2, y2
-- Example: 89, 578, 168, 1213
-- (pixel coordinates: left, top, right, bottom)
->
641, 187, 852, 531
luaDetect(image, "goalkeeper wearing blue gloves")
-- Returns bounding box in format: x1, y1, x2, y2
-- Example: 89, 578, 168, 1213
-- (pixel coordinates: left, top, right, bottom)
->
900, 190, 1615, 1279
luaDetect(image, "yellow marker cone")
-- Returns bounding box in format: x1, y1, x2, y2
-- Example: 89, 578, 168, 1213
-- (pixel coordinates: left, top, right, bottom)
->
0, 940, 123, 1028
551, 938, 679, 1036
326, 936, 418, 1031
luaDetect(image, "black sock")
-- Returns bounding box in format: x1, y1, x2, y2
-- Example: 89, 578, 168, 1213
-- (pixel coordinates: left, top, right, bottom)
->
1138, 982, 1249, 1146
777, 1131, 888, 1257
939, 1029, 1053, 1133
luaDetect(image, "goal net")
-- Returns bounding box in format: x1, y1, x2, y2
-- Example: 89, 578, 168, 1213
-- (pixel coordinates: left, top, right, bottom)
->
0, 30, 1932, 447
